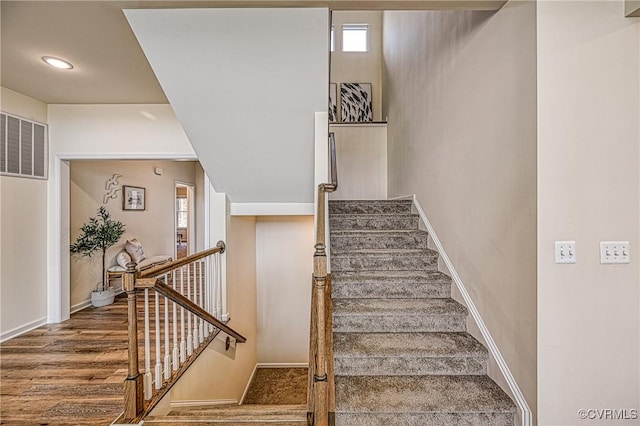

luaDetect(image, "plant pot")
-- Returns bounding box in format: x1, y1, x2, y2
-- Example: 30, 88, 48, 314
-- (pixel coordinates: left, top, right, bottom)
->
91, 287, 115, 307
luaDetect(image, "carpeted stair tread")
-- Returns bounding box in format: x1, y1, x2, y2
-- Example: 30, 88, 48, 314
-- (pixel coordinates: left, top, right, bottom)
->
334, 332, 487, 358
335, 375, 516, 413
331, 249, 438, 272
333, 298, 467, 316
329, 214, 419, 231
332, 270, 451, 284
333, 298, 468, 333
329, 199, 413, 215
334, 332, 488, 376
331, 229, 429, 250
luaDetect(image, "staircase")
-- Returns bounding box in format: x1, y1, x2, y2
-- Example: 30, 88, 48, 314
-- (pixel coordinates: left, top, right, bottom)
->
329, 199, 517, 426
143, 404, 307, 425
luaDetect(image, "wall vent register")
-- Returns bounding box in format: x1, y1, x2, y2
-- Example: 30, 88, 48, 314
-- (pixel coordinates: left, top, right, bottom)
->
0, 112, 48, 179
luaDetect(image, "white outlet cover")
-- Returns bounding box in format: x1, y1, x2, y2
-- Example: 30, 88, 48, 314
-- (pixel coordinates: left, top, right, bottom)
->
555, 241, 576, 264
600, 241, 630, 264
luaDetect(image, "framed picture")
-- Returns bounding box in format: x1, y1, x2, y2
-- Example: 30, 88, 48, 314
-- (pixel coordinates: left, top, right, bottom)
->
329, 83, 337, 122
341, 83, 373, 122
122, 185, 146, 211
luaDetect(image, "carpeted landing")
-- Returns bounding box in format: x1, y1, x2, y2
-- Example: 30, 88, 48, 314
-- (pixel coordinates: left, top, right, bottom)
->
329, 199, 517, 426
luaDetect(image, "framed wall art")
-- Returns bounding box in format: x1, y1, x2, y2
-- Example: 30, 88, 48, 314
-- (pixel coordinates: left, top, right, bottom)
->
122, 185, 146, 211
340, 82, 373, 122
329, 83, 337, 122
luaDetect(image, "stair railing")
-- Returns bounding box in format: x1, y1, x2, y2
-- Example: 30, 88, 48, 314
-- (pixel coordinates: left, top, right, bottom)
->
121, 241, 246, 423
308, 132, 337, 426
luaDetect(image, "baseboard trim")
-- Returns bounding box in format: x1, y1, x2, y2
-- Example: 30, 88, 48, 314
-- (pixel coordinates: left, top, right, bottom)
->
170, 399, 238, 409
0, 317, 47, 343
70, 300, 92, 314
240, 364, 258, 405
412, 195, 532, 426
70, 287, 124, 314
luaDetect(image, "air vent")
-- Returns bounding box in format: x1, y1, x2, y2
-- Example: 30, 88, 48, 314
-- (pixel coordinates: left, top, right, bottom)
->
0, 112, 48, 179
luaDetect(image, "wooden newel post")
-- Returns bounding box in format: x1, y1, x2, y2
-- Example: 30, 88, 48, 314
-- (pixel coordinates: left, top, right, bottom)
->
123, 261, 144, 421
313, 242, 329, 426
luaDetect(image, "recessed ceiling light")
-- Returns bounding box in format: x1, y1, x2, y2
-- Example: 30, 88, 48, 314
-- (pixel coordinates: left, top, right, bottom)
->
41, 56, 73, 70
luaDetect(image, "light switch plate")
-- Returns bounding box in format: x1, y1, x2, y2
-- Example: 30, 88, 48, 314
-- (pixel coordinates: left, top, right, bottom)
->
555, 241, 576, 264
600, 241, 630, 264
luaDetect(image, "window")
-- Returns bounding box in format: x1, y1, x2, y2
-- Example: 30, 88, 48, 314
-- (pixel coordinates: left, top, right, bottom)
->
176, 197, 188, 228
342, 24, 369, 52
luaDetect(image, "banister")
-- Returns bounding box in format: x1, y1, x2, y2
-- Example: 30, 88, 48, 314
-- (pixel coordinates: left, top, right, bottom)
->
140, 240, 226, 279
136, 277, 246, 344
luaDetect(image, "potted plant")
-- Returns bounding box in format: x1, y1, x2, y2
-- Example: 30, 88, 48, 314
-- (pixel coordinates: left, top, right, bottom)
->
71, 206, 126, 307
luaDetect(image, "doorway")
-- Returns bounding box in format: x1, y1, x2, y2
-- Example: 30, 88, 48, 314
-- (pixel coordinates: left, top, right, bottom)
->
175, 182, 195, 259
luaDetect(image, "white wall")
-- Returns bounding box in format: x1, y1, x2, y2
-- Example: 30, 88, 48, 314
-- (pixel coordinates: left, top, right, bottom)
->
69, 160, 200, 309
169, 215, 258, 403
48, 104, 196, 323
256, 216, 314, 363
331, 11, 383, 122
125, 8, 329, 205
329, 123, 387, 200
382, 1, 537, 419
0, 87, 49, 340
537, 2, 640, 425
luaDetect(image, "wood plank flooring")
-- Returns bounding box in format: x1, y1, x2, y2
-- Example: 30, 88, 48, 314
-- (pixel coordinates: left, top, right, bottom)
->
1, 295, 130, 425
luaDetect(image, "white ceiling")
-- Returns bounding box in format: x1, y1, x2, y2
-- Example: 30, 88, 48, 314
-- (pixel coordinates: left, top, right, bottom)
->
1, 0, 504, 105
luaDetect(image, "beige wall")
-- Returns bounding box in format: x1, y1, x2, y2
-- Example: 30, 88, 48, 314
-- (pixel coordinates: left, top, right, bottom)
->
0, 87, 49, 339
382, 0, 537, 418
331, 11, 383, 122
169, 215, 258, 402
256, 216, 314, 363
69, 160, 200, 308
537, 2, 640, 425
329, 123, 387, 200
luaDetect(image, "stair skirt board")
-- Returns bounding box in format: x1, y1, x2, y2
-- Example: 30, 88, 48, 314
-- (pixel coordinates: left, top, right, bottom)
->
406, 195, 532, 426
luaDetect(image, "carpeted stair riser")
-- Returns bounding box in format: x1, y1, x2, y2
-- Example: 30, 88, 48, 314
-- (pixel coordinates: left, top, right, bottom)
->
331, 250, 438, 272
329, 200, 413, 215
332, 271, 451, 299
331, 230, 428, 250
330, 214, 419, 231
334, 332, 488, 376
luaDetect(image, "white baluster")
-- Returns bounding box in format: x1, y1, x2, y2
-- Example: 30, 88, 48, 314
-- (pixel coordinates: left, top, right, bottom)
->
179, 267, 186, 363
192, 262, 199, 351
163, 273, 171, 380
154, 291, 162, 389
143, 289, 152, 400
186, 263, 193, 356
198, 260, 204, 343
172, 272, 179, 371
216, 252, 223, 319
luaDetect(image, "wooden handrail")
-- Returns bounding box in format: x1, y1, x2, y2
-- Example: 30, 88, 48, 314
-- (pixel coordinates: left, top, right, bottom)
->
309, 132, 338, 426
139, 240, 226, 279
135, 277, 247, 343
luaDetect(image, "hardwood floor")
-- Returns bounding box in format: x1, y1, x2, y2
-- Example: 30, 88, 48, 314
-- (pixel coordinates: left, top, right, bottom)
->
1, 295, 130, 425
